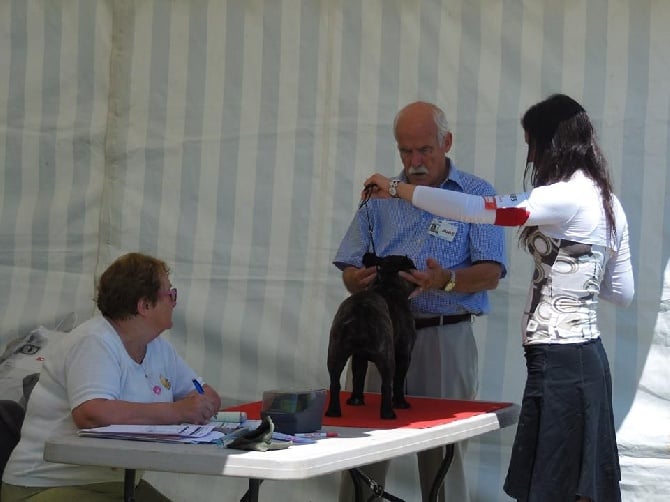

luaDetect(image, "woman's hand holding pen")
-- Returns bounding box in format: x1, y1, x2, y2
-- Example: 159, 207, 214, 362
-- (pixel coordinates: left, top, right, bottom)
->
172, 381, 221, 424
174, 392, 218, 425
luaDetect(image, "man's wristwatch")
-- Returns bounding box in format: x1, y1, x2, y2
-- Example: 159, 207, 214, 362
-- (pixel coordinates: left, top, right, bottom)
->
443, 270, 457, 292
388, 178, 401, 198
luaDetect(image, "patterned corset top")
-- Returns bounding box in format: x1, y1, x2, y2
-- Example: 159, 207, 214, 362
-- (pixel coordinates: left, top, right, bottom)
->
522, 229, 609, 345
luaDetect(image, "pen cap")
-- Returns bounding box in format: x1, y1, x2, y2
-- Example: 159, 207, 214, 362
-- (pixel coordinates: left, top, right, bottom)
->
214, 411, 247, 423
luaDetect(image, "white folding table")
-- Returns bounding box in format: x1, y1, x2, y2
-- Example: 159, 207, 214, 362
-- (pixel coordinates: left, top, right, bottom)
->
44, 400, 518, 502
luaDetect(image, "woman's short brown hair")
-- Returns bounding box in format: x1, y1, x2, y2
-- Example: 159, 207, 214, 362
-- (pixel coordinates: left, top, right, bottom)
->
96, 253, 170, 320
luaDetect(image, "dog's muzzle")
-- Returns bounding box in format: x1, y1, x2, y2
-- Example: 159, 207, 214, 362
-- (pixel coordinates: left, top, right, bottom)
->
414, 313, 473, 330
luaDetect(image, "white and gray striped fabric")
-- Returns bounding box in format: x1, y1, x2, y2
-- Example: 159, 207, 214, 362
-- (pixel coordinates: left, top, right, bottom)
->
1, 1, 668, 500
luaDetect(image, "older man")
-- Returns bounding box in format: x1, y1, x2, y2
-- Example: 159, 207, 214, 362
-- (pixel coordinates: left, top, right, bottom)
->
333, 101, 506, 501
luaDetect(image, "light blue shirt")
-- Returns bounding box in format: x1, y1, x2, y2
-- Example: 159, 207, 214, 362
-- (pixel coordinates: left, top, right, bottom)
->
333, 162, 507, 316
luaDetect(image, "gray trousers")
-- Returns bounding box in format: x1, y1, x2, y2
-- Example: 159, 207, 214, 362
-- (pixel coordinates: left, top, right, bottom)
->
338, 320, 478, 502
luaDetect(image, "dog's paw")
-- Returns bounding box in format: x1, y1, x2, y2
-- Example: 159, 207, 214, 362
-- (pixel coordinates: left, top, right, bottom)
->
346, 396, 365, 406
325, 408, 342, 417
380, 409, 397, 420
393, 398, 411, 409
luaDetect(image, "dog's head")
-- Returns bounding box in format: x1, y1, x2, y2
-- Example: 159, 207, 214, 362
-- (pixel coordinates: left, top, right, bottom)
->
362, 253, 417, 296
363, 252, 416, 272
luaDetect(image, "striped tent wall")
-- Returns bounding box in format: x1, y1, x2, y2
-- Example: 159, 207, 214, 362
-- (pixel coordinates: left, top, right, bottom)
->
1, 1, 667, 500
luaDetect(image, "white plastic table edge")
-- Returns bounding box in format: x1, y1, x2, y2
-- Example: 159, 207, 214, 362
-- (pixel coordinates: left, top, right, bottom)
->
44, 403, 519, 481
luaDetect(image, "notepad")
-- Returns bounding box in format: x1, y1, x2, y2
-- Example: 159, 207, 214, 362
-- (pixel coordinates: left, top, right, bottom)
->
78, 424, 225, 444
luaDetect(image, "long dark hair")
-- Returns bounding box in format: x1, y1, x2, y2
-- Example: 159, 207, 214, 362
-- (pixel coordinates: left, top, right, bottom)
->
519, 94, 616, 245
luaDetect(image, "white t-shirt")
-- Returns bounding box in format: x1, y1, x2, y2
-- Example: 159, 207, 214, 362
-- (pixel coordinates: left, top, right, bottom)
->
3, 315, 198, 487
413, 171, 634, 345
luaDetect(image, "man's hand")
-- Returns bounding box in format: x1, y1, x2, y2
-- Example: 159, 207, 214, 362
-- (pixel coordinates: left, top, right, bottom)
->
399, 257, 448, 298
400, 259, 502, 297
342, 265, 377, 294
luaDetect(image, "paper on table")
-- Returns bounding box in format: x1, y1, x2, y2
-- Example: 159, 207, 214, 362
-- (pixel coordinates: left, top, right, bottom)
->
210, 418, 258, 434
78, 424, 225, 444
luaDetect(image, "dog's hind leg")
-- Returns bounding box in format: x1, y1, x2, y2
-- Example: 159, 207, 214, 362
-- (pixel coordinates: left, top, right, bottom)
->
346, 354, 368, 406
392, 354, 412, 409
373, 356, 396, 419
326, 349, 349, 417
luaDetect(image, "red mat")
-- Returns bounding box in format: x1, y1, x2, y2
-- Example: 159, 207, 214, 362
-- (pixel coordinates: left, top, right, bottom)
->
225, 392, 512, 429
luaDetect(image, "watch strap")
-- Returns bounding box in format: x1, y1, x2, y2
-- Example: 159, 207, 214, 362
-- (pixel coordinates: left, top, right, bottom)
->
443, 270, 457, 292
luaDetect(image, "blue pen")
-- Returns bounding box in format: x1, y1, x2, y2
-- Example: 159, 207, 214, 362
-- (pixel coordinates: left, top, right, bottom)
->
192, 379, 205, 394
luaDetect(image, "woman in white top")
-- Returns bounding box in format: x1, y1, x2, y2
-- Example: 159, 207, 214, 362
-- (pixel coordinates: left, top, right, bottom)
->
364, 94, 634, 502
1, 253, 221, 501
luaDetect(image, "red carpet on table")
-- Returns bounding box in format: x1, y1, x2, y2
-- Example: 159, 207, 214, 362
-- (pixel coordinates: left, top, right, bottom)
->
225, 392, 512, 429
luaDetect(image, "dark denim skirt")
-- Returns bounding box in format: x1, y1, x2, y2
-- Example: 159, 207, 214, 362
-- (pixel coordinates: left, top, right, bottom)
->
503, 338, 621, 502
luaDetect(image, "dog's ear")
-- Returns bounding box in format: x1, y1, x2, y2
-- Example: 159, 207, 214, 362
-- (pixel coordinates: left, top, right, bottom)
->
402, 255, 417, 271
362, 252, 379, 268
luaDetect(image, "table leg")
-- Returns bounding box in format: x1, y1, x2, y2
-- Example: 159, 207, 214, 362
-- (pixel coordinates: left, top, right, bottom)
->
347, 468, 364, 502
240, 478, 261, 502
428, 444, 455, 502
235, 443, 453, 502
123, 469, 136, 502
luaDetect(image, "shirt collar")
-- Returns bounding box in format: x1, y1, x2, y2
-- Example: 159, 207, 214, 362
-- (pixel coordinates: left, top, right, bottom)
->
444, 159, 465, 190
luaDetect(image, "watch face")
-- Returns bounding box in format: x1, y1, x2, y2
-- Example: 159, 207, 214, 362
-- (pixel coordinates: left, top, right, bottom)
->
389, 179, 399, 197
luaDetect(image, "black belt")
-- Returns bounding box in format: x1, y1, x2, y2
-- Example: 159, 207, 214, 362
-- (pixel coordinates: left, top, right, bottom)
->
414, 313, 472, 330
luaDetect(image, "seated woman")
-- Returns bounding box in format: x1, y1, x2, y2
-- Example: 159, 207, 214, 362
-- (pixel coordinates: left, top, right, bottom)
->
1, 252, 221, 501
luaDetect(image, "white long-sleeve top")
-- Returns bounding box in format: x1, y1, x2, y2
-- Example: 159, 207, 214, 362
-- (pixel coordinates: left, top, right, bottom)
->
412, 171, 634, 345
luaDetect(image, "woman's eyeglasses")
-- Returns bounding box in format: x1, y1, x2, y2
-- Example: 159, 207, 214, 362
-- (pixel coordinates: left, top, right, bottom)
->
159, 287, 178, 303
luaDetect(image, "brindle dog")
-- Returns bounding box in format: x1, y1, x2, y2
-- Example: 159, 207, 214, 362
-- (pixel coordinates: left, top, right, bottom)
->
326, 253, 417, 419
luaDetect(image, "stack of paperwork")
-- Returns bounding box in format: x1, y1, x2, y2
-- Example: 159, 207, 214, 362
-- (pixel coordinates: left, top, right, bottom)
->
78, 424, 225, 444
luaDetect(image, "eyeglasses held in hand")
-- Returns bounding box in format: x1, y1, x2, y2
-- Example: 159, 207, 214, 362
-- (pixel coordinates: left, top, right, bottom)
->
159, 287, 178, 303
